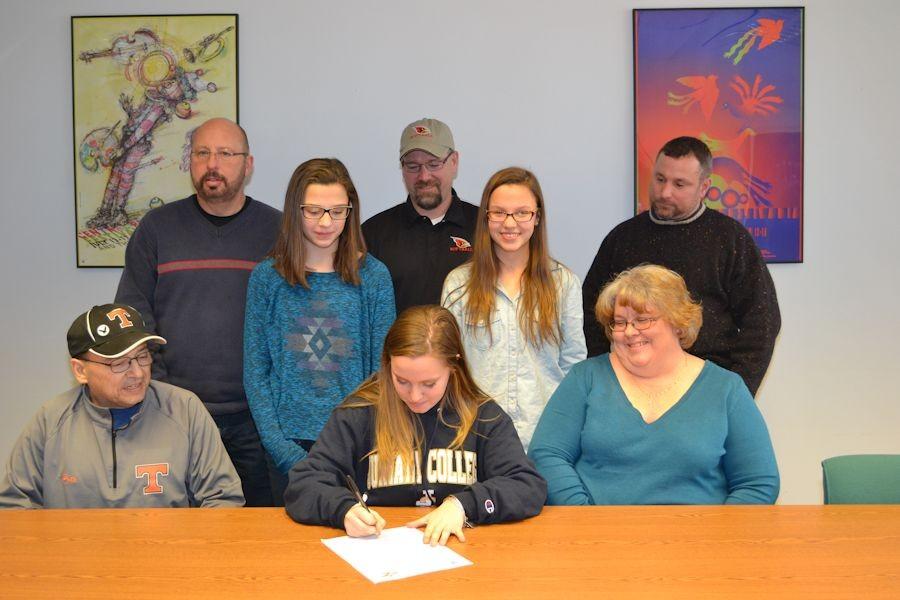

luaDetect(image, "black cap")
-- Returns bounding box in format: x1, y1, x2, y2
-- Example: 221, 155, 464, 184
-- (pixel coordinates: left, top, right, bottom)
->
67, 304, 166, 358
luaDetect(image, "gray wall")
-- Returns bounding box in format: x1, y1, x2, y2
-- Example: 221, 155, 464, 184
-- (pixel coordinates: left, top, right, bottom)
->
1, 0, 897, 503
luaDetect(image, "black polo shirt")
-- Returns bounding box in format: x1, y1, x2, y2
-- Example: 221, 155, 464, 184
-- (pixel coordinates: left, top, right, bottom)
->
362, 190, 479, 314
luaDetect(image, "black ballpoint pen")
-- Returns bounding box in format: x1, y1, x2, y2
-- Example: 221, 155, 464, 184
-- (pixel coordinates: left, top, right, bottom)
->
345, 474, 372, 514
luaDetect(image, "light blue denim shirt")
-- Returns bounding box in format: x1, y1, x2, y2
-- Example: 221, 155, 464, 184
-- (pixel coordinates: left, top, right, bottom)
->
441, 260, 586, 450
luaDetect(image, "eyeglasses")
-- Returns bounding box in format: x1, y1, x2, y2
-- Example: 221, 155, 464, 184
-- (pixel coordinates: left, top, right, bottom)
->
485, 209, 538, 223
81, 351, 153, 374
190, 149, 248, 162
400, 152, 453, 174
608, 316, 660, 333
299, 204, 353, 220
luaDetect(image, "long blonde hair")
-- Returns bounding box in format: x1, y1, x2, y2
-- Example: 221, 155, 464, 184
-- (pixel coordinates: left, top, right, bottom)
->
271, 158, 366, 288
460, 167, 560, 346
343, 305, 490, 483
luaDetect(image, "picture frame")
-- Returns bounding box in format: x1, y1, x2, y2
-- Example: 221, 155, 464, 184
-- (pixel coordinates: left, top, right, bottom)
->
633, 7, 804, 262
71, 14, 239, 267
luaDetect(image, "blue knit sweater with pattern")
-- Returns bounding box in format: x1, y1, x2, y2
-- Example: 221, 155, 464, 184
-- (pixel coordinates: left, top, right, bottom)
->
243, 256, 395, 473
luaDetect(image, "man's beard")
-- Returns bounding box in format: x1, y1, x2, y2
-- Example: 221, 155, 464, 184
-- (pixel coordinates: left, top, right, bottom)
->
650, 195, 697, 221
193, 170, 243, 204
410, 181, 443, 211
650, 197, 676, 219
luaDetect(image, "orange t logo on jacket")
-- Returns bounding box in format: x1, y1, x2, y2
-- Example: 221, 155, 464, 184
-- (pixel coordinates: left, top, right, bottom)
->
135, 463, 169, 495
106, 308, 134, 328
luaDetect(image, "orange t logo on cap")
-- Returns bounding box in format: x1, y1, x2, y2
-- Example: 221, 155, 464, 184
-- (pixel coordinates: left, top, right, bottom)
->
106, 308, 134, 329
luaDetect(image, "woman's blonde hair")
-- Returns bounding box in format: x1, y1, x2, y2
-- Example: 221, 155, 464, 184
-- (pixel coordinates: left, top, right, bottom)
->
343, 305, 490, 483
459, 167, 561, 347
595, 264, 702, 348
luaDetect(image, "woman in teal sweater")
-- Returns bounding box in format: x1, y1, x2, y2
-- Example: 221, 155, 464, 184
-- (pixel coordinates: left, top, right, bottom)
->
528, 265, 778, 505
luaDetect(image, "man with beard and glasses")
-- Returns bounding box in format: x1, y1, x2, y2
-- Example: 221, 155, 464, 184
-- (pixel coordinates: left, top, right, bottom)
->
116, 117, 282, 506
362, 118, 479, 314
581, 136, 780, 396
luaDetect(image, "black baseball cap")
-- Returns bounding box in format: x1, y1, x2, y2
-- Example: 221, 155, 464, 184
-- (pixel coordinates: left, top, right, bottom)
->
67, 304, 166, 358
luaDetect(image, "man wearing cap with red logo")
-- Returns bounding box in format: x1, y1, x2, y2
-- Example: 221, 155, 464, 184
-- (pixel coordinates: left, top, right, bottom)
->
362, 118, 479, 314
0, 304, 244, 509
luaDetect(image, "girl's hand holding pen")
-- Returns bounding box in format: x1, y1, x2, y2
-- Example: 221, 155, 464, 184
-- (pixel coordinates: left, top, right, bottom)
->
344, 503, 386, 537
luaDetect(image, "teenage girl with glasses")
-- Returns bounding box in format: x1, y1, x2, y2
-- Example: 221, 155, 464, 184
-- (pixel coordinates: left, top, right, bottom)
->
244, 158, 395, 503
441, 167, 586, 450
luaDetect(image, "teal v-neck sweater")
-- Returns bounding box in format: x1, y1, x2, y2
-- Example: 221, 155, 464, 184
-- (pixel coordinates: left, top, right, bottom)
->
529, 355, 779, 505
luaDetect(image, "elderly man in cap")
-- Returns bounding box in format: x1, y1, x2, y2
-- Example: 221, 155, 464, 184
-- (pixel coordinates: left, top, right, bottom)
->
363, 118, 479, 314
0, 304, 244, 509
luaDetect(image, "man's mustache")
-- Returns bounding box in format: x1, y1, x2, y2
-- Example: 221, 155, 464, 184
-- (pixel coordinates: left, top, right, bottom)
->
202, 171, 225, 182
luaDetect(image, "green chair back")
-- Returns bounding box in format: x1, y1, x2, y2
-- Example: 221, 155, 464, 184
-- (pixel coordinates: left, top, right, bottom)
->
822, 454, 900, 504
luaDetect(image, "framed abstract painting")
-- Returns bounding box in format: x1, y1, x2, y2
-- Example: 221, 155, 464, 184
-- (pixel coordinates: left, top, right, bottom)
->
72, 14, 238, 266
634, 7, 804, 262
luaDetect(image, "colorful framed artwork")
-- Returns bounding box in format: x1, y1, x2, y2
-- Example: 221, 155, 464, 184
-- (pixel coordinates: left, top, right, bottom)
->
71, 14, 238, 267
634, 7, 804, 262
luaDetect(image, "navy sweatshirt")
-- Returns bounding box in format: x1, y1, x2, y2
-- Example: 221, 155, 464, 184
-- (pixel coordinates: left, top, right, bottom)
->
284, 398, 547, 528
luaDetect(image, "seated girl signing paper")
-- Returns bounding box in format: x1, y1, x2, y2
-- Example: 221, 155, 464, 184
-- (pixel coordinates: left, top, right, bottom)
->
284, 305, 546, 545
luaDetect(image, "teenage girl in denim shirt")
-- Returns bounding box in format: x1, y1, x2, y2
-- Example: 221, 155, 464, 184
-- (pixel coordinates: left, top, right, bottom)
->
442, 167, 586, 450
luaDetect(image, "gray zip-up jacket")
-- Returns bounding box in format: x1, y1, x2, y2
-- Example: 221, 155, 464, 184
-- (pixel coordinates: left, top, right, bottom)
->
0, 381, 244, 508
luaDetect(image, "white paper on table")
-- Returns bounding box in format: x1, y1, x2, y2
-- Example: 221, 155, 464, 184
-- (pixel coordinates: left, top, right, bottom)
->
321, 526, 473, 583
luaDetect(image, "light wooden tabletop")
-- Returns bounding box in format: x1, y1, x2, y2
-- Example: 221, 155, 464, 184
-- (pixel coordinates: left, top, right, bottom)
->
2, 505, 899, 598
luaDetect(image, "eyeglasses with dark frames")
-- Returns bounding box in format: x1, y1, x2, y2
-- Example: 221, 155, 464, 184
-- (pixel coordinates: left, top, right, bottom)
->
80, 351, 153, 374
400, 152, 453, 174
485, 209, 538, 223
299, 204, 353, 220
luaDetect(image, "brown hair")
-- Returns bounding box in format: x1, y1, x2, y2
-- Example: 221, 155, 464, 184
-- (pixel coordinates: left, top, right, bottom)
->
344, 305, 490, 483
658, 136, 714, 180
271, 158, 365, 288
595, 264, 702, 348
458, 167, 561, 347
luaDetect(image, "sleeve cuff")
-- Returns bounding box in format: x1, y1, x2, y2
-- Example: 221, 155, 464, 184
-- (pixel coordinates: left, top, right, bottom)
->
450, 491, 477, 523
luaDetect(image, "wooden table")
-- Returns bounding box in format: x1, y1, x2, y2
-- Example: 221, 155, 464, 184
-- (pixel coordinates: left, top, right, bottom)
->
2, 505, 899, 598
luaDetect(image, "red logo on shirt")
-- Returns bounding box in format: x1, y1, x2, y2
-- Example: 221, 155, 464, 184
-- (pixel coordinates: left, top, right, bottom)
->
60, 473, 78, 485
449, 236, 473, 252
135, 463, 170, 495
